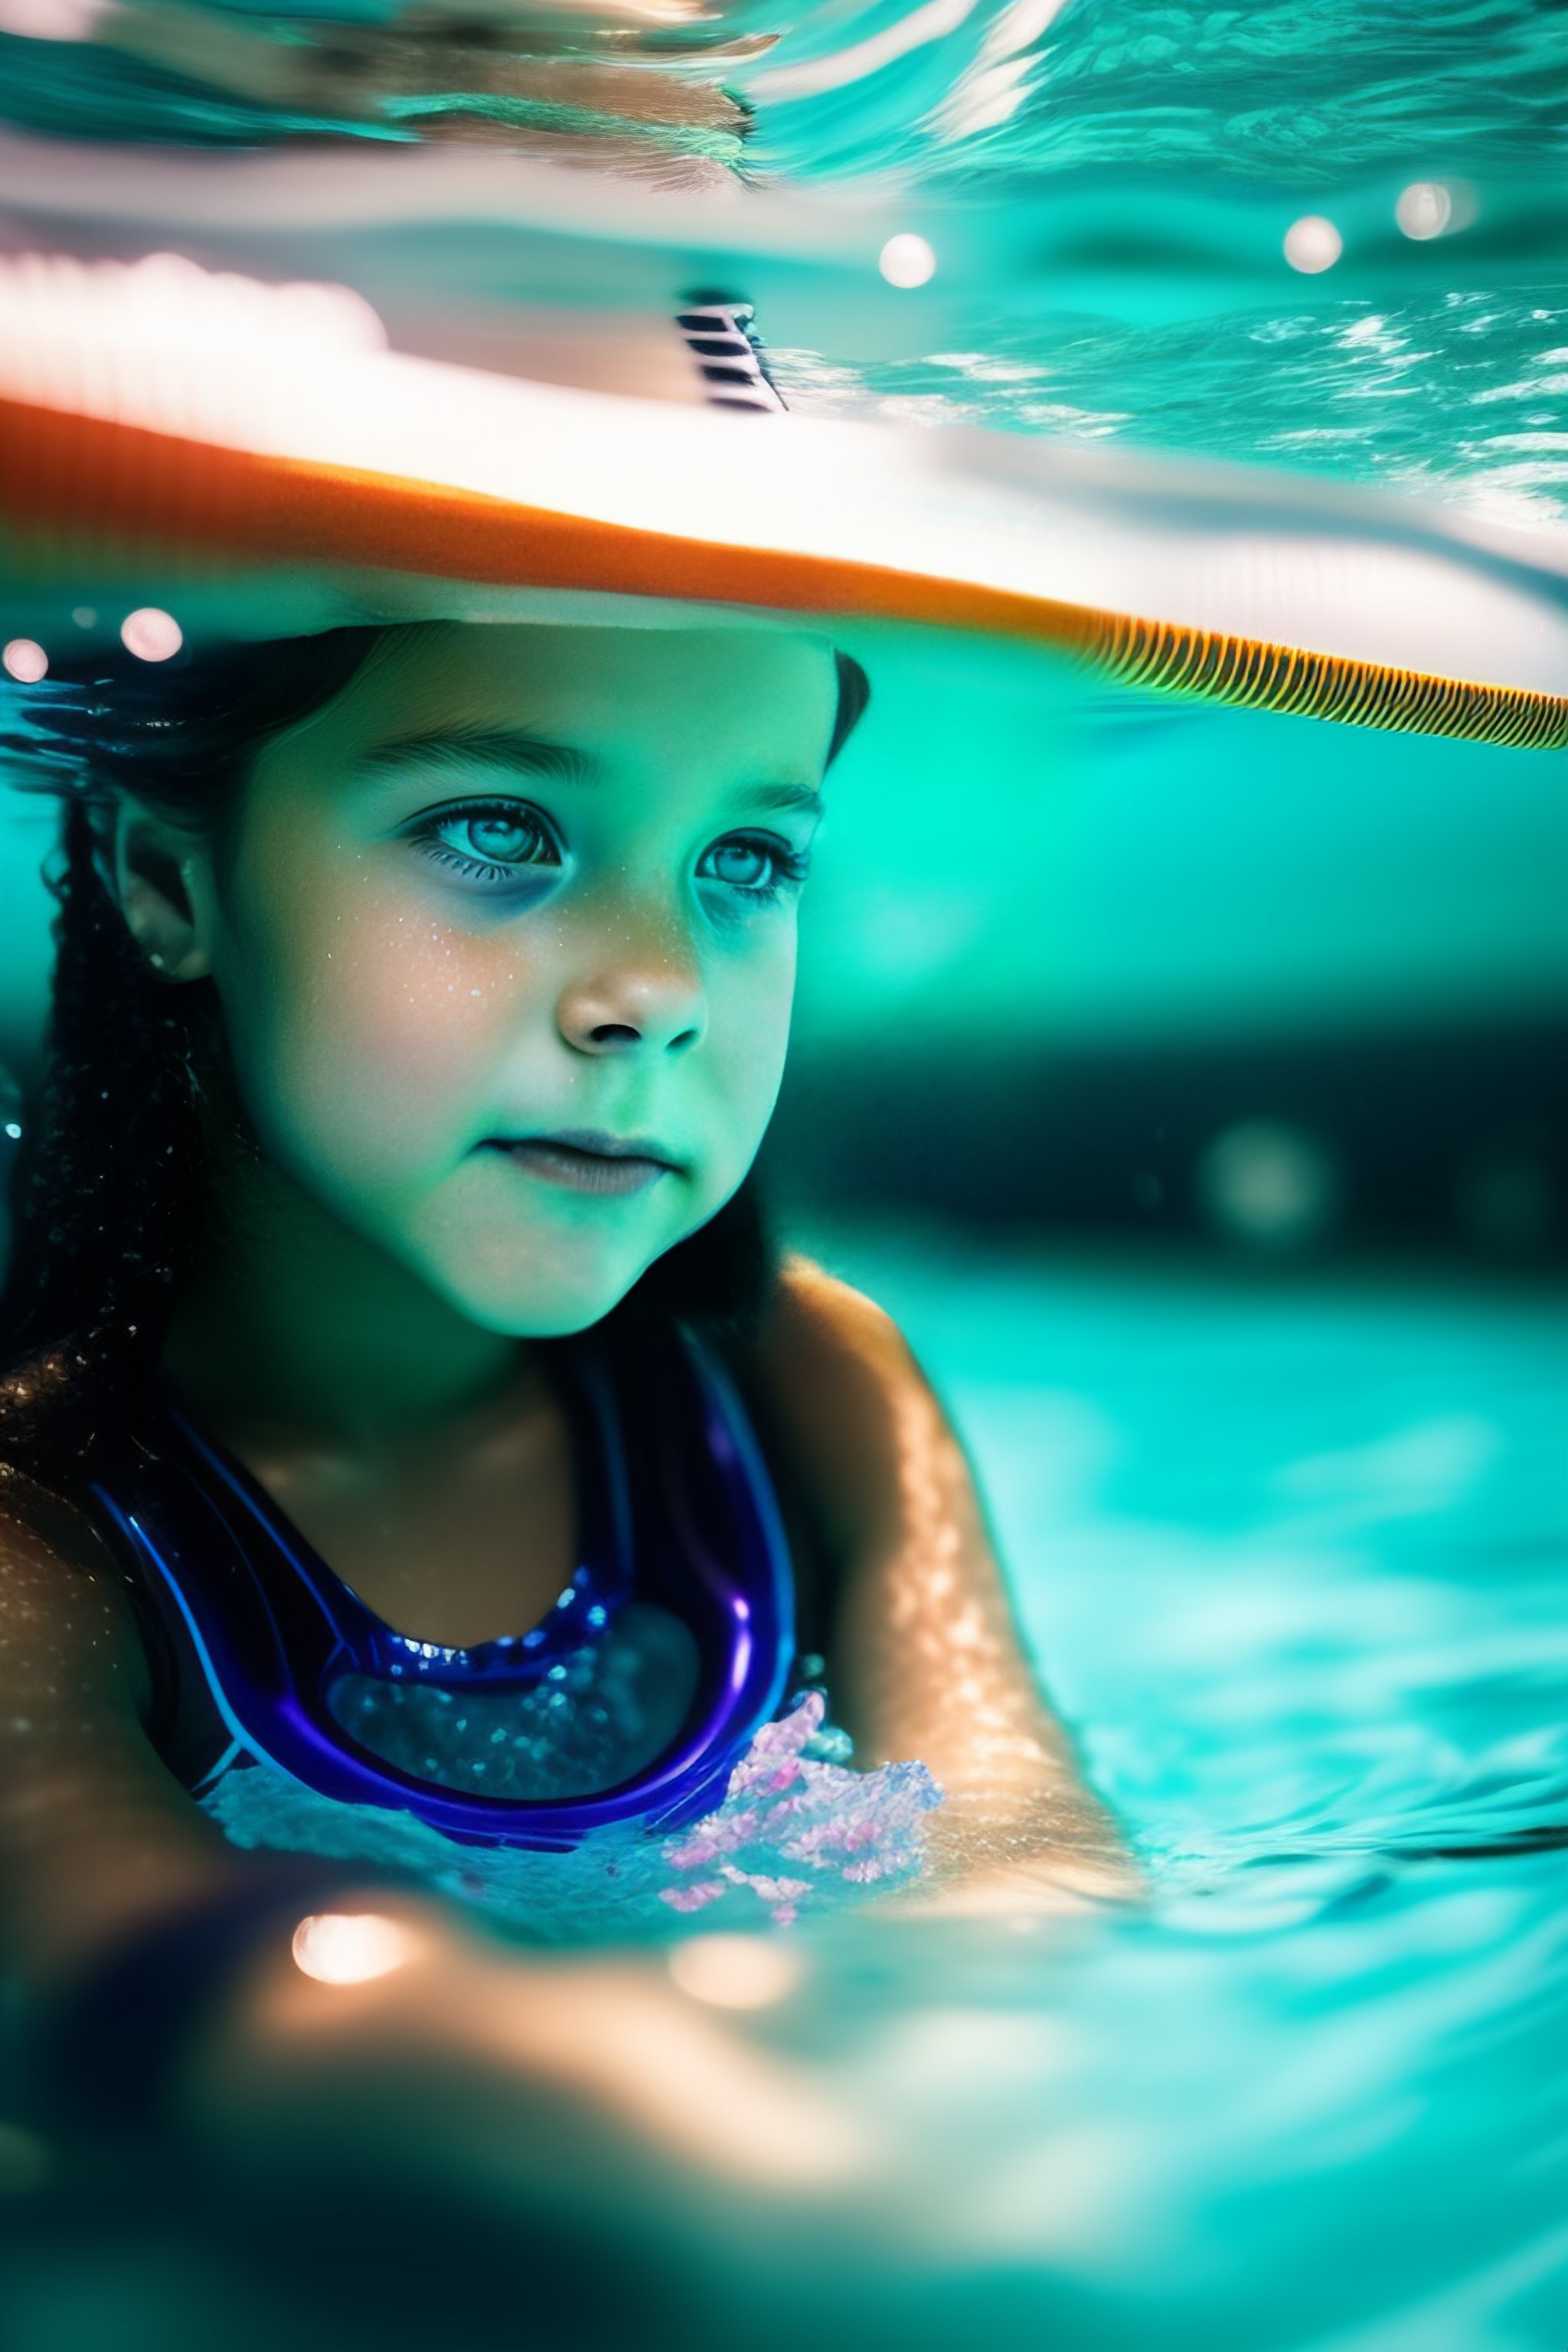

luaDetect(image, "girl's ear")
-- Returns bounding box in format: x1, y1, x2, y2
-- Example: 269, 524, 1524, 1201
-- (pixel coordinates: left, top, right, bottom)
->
109, 802, 215, 983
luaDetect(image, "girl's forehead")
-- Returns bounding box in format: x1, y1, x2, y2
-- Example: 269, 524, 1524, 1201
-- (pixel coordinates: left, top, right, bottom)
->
315, 620, 839, 771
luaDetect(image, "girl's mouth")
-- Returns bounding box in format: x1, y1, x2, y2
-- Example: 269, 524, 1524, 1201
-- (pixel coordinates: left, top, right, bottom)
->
483, 1130, 683, 1197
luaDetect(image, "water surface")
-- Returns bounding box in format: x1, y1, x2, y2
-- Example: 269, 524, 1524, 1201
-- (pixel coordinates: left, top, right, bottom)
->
753, 1228, 1568, 2350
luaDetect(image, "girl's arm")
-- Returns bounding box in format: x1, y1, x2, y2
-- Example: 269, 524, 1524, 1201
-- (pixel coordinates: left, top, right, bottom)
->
0, 1462, 243, 1981
755, 1256, 1134, 1900
0, 1468, 864, 2217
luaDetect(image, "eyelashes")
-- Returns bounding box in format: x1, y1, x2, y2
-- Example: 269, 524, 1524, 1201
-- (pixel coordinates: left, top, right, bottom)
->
404, 795, 812, 905
696, 831, 812, 904
407, 795, 563, 887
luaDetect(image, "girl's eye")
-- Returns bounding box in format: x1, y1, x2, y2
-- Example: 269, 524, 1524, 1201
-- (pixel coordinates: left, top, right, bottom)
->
411, 799, 562, 885
697, 832, 809, 902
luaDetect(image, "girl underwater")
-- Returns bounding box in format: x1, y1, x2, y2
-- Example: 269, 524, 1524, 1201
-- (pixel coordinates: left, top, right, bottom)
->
0, 610, 1125, 2200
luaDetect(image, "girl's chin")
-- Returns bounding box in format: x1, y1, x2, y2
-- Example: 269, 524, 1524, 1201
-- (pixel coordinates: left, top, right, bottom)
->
437, 1284, 637, 1340
398, 1165, 711, 1331
427, 1233, 671, 1337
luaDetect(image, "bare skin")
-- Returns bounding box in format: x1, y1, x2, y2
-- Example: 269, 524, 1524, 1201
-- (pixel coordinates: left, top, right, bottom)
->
0, 1266, 1121, 2252
0, 619, 1125, 2229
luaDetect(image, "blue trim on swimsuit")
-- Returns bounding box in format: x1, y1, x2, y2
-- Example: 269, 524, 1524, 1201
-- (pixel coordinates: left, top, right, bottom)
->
88, 1322, 795, 1853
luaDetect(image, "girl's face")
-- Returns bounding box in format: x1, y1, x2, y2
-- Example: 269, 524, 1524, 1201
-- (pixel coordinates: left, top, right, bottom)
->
191, 622, 839, 1333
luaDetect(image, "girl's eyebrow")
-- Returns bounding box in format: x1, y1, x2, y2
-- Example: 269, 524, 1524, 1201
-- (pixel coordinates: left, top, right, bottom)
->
356, 729, 823, 818
748, 782, 825, 819
354, 729, 599, 788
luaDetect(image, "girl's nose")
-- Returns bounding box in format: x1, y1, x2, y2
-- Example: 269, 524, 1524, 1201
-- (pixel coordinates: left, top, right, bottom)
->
555, 920, 707, 1058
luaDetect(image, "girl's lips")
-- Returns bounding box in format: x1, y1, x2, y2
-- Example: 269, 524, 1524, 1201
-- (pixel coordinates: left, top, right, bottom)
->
485, 1132, 681, 1197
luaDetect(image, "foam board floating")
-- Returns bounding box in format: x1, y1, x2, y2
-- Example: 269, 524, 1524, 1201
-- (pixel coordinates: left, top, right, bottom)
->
2, 250, 1566, 749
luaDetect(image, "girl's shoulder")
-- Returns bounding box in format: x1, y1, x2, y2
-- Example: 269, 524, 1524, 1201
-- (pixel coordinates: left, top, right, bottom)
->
766, 1253, 913, 1368
753, 1254, 928, 1558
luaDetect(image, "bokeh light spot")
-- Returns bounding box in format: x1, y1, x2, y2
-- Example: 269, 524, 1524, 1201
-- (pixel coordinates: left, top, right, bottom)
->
121, 607, 183, 663
2, 639, 47, 683
879, 233, 937, 289
668, 1934, 805, 2008
1197, 1121, 1341, 1253
1283, 216, 1342, 274
1396, 181, 1452, 240
291, 1910, 418, 1984
0, 0, 105, 36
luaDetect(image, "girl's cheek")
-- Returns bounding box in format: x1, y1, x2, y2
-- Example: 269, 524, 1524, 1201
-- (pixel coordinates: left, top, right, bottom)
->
707, 938, 797, 1138
243, 894, 540, 1180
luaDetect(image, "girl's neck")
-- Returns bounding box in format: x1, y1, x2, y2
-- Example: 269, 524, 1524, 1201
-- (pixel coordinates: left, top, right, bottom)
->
161, 1138, 528, 1455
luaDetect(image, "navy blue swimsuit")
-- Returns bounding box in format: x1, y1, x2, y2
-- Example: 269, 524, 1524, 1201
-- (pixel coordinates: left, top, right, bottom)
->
82, 1320, 800, 1853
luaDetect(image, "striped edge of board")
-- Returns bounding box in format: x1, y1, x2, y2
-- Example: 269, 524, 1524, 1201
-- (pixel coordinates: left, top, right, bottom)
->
2, 394, 1565, 753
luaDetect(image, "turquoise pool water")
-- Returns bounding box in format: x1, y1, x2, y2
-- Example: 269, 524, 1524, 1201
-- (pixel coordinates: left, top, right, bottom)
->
730, 1229, 1568, 2350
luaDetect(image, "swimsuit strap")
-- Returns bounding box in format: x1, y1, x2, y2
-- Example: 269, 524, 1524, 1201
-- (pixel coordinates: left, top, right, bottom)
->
87, 1319, 795, 1851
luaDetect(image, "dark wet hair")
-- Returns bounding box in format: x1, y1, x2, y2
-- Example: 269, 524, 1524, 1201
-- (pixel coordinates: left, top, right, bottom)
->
0, 623, 870, 1485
